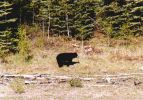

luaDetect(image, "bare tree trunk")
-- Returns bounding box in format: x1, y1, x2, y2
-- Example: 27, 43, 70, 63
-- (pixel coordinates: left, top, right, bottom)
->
47, 13, 50, 39
32, 7, 35, 25
20, 8, 22, 25
66, 14, 70, 37
81, 36, 84, 55
42, 19, 45, 38
19, 0, 22, 25
107, 34, 110, 47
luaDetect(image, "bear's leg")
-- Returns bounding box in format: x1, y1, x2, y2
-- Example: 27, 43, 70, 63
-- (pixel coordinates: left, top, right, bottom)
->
57, 59, 63, 67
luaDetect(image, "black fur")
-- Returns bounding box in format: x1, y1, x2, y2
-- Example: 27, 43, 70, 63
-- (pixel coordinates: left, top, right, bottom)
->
56, 53, 79, 67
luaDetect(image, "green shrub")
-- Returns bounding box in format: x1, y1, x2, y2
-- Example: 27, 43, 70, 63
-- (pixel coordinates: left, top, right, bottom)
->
10, 78, 25, 94
17, 26, 33, 62
69, 78, 82, 87
0, 51, 7, 63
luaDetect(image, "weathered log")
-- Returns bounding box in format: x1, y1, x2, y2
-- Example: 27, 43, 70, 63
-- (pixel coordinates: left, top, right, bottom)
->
0, 73, 143, 85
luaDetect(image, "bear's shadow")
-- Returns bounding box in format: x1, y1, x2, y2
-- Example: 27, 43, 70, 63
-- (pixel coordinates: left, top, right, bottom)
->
56, 53, 79, 67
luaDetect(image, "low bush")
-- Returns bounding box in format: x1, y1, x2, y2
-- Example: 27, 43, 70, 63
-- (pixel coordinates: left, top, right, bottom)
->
10, 78, 25, 94
69, 78, 82, 87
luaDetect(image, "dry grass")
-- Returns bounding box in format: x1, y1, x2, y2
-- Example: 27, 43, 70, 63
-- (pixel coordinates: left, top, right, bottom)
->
10, 78, 25, 94
1, 36, 143, 75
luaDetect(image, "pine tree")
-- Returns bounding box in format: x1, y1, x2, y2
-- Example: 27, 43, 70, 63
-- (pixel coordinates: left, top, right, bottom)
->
30, 0, 39, 24
0, 1, 17, 56
51, 0, 96, 39
128, 0, 143, 35
52, 0, 75, 37
99, 1, 127, 37
37, 0, 47, 36
97, 0, 143, 38
51, 0, 65, 36
59, 0, 73, 37
74, 0, 96, 40
37, 0, 53, 38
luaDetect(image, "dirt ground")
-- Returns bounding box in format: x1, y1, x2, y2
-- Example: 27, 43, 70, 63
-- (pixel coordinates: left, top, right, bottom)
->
1, 77, 143, 100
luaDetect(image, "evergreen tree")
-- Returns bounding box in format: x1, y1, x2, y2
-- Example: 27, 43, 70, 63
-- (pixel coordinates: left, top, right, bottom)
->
53, 0, 75, 37
37, 0, 53, 38
97, 0, 143, 38
74, 0, 96, 40
51, 0, 65, 36
0, 1, 17, 56
30, 0, 38, 24
98, 1, 127, 37
50, 0, 96, 39
59, 0, 72, 37
128, 0, 143, 35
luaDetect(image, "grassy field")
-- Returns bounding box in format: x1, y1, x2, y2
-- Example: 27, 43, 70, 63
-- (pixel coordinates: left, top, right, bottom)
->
1, 35, 143, 100
1, 34, 143, 76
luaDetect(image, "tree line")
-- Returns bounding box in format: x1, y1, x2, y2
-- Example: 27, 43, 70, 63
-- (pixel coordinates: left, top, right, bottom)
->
0, 0, 143, 56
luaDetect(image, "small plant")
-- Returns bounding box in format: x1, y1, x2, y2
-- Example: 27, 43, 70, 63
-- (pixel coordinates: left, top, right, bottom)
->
35, 36, 45, 48
17, 26, 33, 62
0, 52, 8, 63
24, 53, 33, 62
69, 78, 82, 87
10, 78, 25, 94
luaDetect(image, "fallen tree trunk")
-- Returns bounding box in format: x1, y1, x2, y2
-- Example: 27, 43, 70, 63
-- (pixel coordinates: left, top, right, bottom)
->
0, 73, 143, 85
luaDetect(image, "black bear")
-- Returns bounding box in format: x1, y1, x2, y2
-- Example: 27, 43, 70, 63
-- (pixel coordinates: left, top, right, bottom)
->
56, 53, 79, 67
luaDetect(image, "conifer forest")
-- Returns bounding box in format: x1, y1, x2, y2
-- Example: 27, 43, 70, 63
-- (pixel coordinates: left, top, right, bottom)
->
0, 0, 143, 99
0, 0, 142, 56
